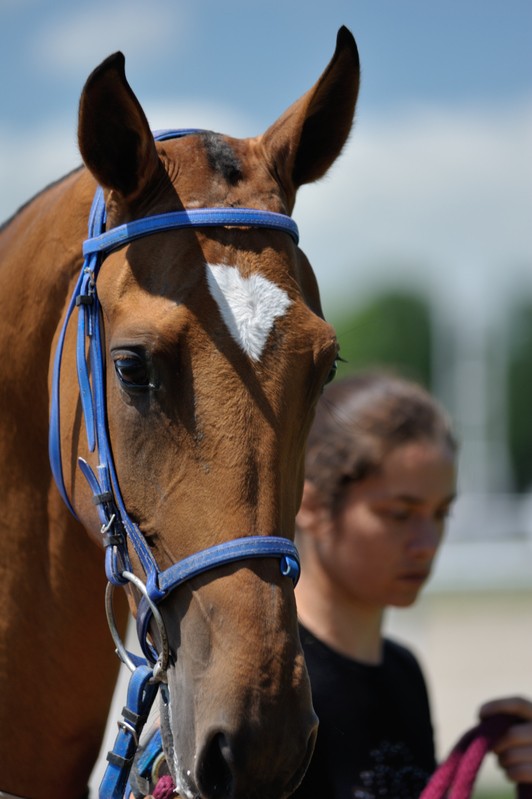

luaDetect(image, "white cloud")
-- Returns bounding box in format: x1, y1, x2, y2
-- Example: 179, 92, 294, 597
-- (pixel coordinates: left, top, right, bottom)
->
0, 117, 79, 223
295, 99, 532, 312
2, 97, 530, 322
31, 0, 187, 74
144, 101, 254, 140
0, 100, 255, 225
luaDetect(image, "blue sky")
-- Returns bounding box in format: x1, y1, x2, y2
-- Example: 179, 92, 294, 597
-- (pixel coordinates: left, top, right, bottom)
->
3, 8, 529, 770
2, 1, 531, 124
1, 0, 531, 316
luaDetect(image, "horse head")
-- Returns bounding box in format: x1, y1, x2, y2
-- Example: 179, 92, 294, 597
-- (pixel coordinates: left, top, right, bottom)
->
56, 26, 359, 799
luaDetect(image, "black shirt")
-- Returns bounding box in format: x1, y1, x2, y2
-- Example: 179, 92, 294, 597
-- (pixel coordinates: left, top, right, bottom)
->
291, 625, 437, 799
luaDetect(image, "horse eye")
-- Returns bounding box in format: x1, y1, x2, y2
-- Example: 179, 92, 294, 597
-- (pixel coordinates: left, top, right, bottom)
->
113, 353, 152, 390
324, 359, 338, 385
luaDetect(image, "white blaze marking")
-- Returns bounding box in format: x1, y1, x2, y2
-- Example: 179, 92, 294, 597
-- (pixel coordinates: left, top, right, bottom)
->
206, 263, 291, 361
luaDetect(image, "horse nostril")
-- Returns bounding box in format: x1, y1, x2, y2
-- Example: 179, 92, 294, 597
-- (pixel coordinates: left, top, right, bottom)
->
197, 732, 235, 798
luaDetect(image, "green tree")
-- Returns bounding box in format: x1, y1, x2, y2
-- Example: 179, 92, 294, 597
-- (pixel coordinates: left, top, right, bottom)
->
506, 301, 532, 492
331, 290, 433, 388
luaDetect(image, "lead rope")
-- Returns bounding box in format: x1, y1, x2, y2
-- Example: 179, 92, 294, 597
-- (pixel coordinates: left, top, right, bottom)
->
420, 713, 532, 799
140, 713, 532, 799
151, 776, 176, 799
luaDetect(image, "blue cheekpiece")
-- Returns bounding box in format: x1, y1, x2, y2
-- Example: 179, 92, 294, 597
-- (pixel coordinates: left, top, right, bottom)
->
47, 129, 302, 799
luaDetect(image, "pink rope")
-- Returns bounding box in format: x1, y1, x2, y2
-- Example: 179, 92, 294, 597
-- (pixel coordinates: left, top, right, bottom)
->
152, 774, 176, 799
420, 713, 532, 799
151, 714, 532, 799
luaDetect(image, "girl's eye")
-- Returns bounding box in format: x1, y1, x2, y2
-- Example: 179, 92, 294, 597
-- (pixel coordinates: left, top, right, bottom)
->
388, 509, 411, 522
378, 506, 412, 522
113, 353, 153, 390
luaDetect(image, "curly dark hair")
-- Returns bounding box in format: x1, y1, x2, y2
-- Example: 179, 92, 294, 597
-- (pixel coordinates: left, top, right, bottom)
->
304, 371, 457, 514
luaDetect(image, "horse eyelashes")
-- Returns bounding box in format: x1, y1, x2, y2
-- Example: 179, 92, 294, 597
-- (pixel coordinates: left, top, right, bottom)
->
113, 353, 153, 390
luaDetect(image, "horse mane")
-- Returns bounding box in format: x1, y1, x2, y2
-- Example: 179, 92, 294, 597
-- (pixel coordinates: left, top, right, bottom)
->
0, 165, 83, 233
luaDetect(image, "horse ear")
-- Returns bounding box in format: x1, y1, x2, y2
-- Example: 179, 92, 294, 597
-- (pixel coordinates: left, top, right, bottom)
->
78, 52, 159, 200
261, 26, 360, 200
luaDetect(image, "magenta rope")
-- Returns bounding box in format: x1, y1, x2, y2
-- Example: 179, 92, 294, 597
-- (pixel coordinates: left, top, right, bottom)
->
420, 713, 532, 799
150, 713, 532, 799
152, 774, 176, 799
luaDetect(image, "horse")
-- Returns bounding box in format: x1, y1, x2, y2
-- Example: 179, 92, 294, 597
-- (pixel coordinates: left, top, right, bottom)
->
0, 26, 359, 799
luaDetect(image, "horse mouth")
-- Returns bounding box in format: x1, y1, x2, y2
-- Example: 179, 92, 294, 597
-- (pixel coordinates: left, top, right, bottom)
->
159, 689, 317, 799
159, 689, 196, 798
283, 726, 318, 797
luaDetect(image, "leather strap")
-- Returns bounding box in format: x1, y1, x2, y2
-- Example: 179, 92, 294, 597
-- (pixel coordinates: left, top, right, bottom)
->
99, 666, 159, 799
83, 207, 299, 256
136, 537, 300, 662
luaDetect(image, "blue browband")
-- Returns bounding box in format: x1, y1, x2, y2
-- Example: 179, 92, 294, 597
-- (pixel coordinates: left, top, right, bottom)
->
83, 207, 299, 256
48, 129, 302, 799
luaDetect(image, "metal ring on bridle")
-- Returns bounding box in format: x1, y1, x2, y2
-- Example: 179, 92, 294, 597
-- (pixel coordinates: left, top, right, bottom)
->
105, 570, 170, 678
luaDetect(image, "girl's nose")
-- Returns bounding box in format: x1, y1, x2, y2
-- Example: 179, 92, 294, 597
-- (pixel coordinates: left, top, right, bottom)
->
407, 518, 442, 559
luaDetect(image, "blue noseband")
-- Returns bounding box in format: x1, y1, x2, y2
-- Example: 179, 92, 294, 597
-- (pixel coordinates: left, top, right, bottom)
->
48, 129, 301, 799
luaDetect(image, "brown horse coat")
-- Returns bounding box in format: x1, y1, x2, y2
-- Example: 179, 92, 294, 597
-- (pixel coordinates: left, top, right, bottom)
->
0, 27, 359, 799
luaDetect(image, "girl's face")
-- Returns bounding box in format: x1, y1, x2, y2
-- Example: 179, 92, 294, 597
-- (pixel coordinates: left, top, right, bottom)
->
316, 439, 457, 609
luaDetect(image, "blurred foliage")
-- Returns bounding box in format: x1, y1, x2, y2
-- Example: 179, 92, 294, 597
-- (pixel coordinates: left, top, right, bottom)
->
506, 301, 532, 492
328, 287, 532, 496
331, 290, 433, 388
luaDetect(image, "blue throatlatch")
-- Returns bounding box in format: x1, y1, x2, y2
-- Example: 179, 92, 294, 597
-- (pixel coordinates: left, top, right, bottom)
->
48, 129, 301, 799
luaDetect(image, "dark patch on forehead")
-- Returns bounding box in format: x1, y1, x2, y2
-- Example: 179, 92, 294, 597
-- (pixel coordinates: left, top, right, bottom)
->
200, 131, 242, 185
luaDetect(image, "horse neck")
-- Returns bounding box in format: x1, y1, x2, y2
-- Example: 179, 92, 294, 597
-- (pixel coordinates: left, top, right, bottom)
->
0, 168, 94, 365
0, 170, 128, 798
0, 166, 90, 550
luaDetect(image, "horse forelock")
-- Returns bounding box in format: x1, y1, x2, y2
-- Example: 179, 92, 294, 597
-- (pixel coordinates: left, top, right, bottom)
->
199, 131, 243, 185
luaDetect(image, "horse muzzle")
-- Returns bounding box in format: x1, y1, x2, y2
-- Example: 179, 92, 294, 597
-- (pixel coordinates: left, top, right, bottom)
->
160, 668, 318, 799
157, 565, 318, 799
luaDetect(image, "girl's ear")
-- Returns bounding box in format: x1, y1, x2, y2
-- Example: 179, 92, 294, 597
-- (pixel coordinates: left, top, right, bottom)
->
296, 480, 332, 541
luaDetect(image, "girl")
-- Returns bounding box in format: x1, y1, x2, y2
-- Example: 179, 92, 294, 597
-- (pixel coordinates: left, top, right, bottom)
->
292, 371, 532, 798
129, 372, 532, 798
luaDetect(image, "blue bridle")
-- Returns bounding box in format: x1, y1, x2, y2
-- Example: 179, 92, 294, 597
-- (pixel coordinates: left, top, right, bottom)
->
48, 129, 302, 798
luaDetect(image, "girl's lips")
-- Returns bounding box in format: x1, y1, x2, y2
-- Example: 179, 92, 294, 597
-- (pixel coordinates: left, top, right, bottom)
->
399, 571, 430, 583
